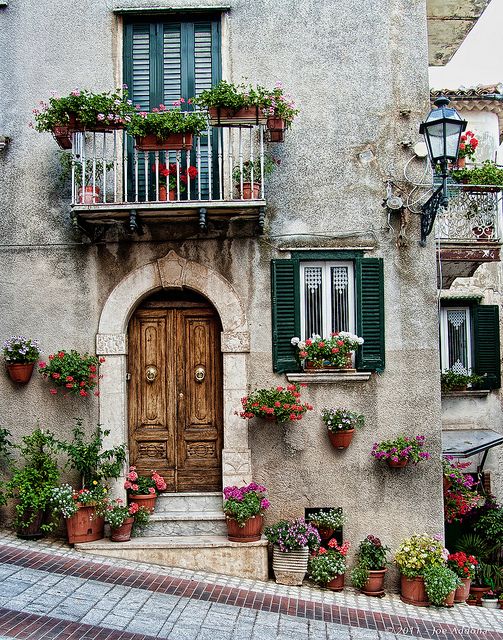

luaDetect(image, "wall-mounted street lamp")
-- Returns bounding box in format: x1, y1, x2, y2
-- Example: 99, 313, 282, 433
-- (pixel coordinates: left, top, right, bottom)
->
418, 96, 467, 245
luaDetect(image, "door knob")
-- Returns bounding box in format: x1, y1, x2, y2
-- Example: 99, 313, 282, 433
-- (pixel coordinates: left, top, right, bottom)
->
146, 365, 158, 383
195, 366, 205, 382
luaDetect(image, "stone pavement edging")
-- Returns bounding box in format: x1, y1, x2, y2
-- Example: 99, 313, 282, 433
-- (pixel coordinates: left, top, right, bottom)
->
0, 532, 502, 640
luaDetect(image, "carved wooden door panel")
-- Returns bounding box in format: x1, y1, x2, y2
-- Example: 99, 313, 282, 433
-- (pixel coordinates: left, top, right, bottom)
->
128, 298, 222, 492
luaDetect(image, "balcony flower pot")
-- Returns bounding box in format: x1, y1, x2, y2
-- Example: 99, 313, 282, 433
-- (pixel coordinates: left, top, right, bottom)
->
135, 133, 193, 151
267, 116, 285, 142
6, 363, 35, 384
454, 578, 471, 603
400, 575, 429, 607
238, 182, 261, 200
127, 493, 157, 514
272, 546, 309, 586
328, 429, 354, 450
52, 125, 73, 149
226, 514, 264, 543
110, 516, 134, 542
326, 573, 345, 591
158, 186, 176, 202
209, 106, 266, 127
387, 459, 408, 468
66, 504, 105, 544
361, 569, 387, 597
78, 186, 101, 204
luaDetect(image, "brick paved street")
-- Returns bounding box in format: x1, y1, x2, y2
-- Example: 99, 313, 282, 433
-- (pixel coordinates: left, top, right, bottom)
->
0, 531, 501, 640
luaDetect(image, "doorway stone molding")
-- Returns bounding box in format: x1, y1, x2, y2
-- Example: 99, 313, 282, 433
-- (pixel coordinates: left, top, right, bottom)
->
96, 250, 252, 490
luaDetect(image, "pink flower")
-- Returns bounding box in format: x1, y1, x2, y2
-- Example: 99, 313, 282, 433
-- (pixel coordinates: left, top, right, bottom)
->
39, 361, 46, 368
124, 481, 132, 489
50, 389, 57, 395
148, 487, 156, 494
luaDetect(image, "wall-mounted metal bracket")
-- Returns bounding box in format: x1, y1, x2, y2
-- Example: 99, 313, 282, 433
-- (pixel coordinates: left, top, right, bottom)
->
258, 206, 266, 234
199, 207, 207, 232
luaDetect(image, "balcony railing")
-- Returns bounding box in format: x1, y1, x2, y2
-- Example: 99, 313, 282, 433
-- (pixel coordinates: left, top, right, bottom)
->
68, 123, 267, 233
435, 185, 502, 242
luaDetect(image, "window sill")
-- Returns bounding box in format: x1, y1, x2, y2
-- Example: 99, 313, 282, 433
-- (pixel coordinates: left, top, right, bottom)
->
441, 390, 490, 398
286, 371, 372, 384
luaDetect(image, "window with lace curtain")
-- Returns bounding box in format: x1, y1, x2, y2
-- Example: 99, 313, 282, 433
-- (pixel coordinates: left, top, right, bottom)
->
439, 306, 472, 374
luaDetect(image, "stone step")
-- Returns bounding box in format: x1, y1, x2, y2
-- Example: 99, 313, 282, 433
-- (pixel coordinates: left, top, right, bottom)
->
155, 492, 223, 513
144, 511, 227, 537
75, 535, 268, 581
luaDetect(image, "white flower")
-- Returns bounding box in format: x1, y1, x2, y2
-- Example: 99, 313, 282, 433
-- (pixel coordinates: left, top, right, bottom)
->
290, 337, 300, 346
297, 341, 306, 349
357, 337, 364, 345
312, 334, 321, 340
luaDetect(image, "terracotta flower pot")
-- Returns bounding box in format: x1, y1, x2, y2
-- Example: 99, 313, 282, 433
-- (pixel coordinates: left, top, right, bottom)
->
444, 589, 456, 607
467, 599, 477, 606
272, 546, 309, 586
442, 477, 451, 493
78, 186, 101, 204
328, 429, 354, 450
326, 573, 345, 591
317, 527, 334, 540
111, 517, 134, 542
158, 186, 176, 201
267, 116, 285, 142
128, 494, 157, 514
400, 575, 429, 607
387, 459, 408, 468
239, 182, 261, 200
361, 569, 387, 597
52, 125, 73, 149
226, 514, 263, 543
66, 505, 105, 544
136, 133, 193, 151
6, 363, 35, 384
454, 577, 471, 603
209, 106, 266, 126
469, 585, 490, 606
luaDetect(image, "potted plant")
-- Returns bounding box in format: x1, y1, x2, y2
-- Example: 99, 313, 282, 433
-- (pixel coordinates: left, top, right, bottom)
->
394, 533, 447, 606
351, 535, 390, 596
308, 508, 345, 540
59, 152, 114, 204
256, 82, 299, 142
422, 565, 462, 607
126, 105, 207, 151
7, 428, 60, 539
104, 498, 151, 542
32, 87, 136, 148
453, 131, 478, 168
451, 160, 503, 192
193, 80, 267, 126
308, 539, 350, 591
2, 336, 40, 384
150, 162, 198, 201
291, 332, 364, 371
447, 552, 478, 603
466, 593, 477, 606
442, 458, 484, 522
265, 517, 321, 585
321, 408, 365, 450
124, 466, 167, 513
238, 383, 313, 424
481, 589, 499, 609
222, 482, 270, 542
440, 370, 483, 393
38, 350, 105, 397
371, 435, 431, 468
49, 483, 108, 544
232, 155, 278, 200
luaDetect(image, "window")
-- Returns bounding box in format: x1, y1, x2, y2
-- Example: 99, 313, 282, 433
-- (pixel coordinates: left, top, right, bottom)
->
439, 301, 501, 389
271, 253, 385, 373
300, 261, 355, 339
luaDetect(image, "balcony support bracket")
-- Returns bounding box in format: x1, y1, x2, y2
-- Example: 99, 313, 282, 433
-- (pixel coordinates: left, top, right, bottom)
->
258, 206, 265, 234
129, 208, 138, 234
420, 183, 447, 246
199, 207, 208, 232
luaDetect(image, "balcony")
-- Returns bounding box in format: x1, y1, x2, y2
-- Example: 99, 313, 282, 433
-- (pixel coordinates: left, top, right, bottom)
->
435, 185, 501, 288
67, 124, 267, 237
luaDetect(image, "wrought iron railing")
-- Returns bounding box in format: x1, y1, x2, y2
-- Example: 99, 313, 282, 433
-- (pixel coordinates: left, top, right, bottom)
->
67, 123, 266, 207
435, 185, 502, 242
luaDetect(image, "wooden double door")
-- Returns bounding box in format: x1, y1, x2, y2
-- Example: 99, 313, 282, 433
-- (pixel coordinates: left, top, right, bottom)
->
128, 291, 223, 492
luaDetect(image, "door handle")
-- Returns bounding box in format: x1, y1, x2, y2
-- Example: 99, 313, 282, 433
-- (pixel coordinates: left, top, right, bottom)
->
195, 366, 205, 383
145, 366, 158, 383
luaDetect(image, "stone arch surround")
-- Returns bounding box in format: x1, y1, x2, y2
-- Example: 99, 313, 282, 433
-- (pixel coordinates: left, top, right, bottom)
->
96, 250, 252, 490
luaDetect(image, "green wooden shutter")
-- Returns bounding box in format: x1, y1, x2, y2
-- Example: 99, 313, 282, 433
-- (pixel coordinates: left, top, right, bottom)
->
271, 259, 300, 373
472, 305, 501, 389
356, 257, 385, 371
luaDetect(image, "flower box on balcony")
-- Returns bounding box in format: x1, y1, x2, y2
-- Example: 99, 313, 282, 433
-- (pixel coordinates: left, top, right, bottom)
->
135, 133, 193, 151
209, 106, 266, 127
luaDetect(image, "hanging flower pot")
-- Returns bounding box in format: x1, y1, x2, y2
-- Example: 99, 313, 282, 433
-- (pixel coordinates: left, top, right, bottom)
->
6, 363, 35, 384
127, 493, 157, 514
317, 527, 334, 540
387, 459, 408, 468
135, 133, 193, 151
226, 515, 264, 543
267, 116, 285, 142
52, 125, 73, 149
328, 429, 354, 450
110, 517, 134, 542
209, 106, 266, 127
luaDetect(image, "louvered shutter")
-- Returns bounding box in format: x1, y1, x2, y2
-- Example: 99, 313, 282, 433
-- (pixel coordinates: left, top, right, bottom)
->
356, 257, 385, 372
472, 305, 501, 389
271, 260, 300, 373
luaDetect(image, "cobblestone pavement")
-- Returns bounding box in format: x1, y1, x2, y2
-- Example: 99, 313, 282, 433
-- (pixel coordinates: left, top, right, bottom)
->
0, 531, 501, 640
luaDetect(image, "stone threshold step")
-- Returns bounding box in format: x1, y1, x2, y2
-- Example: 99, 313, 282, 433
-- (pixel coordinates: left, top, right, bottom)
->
158, 492, 222, 497
76, 535, 266, 550
149, 511, 226, 522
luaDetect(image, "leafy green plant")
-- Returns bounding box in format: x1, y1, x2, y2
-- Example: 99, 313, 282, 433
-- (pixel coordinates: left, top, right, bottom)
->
308, 508, 345, 530
440, 369, 483, 392
451, 160, 503, 187
394, 534, 445, 578
59, 152, 114, 188
321, 408, 365, 433
423, 565, 461, 607
57, 420, 126, 489
104, 498, 150, 533
222, 482, 270, 527
232, 156, 278, 184
192, 80, 259, 110
308, 540, 350, 585
351, 535, 390, 589
351, 564, 371, 590
126, 106, 207, 140
38, 350, 104, 397
0, 428, 14, 507
32, 87, 136, 132
473, 507, 503, 545
238, 383, 313, 424
7, 428, 60, 533
264, 518, 320, 551
2, 337, 40, 364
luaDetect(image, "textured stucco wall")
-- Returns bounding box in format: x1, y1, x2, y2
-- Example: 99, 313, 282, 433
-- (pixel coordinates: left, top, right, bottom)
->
0, 0, 444, 559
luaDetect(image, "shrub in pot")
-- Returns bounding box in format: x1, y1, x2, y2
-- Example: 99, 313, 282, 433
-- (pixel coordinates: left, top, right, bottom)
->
440, 370, 483, 393
351, 535, 390, 596
321, 408, 365, 450
308, 508, 345, 540
308, 539, 350, 591
232, 155, 278, 199
265, 518, 320, 586
423, 565, 461, 607
446, 552, 478, 603
2, 336, 40, 383
104, 498, 150, 542
125, 466, 167, 513
222, 482, 270, 542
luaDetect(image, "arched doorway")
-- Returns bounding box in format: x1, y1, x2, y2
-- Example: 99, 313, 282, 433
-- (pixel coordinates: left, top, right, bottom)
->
128, 288, 223, 492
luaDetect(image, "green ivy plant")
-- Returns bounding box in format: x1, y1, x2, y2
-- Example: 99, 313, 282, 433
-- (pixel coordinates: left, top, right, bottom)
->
441, 369, 483, 392
7, 428, 60, 533
56, 420, 126, 489
422, 565, 461, 607
451, 160, 503, 187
